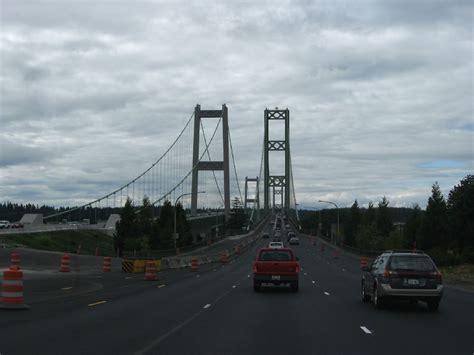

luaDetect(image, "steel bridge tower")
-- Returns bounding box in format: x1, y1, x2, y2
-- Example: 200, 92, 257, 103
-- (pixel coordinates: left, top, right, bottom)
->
244, 176, 259, 211
191, 104, 231, 218
264, 108, 290, 214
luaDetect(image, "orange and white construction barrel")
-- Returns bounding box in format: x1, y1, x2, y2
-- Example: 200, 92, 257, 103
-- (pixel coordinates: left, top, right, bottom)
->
144, 261, 158, 281
10, 253, 21, 270
60, 254, 71, 272
0, 269, 29, 309
103, 257, 112, 272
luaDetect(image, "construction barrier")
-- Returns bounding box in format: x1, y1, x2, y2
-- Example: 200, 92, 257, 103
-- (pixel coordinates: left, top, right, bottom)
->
191, 257, 198, 272
144, 261, 158, 281
360, 256, 369, 269
59, 254, 71, 272
10, 253, 21, 270
122, 260, 134, 273
122, 259, 161, 273
0, 269, 29, 309
103, 257, 112, 272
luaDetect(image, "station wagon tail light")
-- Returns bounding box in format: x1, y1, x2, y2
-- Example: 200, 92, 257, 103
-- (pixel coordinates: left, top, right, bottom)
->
253, 264, 258, 273
430, 271, 442, 280
295, 265, 300, 273
383, 270, 399, 278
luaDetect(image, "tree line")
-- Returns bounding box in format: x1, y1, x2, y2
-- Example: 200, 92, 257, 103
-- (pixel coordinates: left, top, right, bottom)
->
114, 196, 247, 256
114, 197, 192, 256
300, 175, 473, 265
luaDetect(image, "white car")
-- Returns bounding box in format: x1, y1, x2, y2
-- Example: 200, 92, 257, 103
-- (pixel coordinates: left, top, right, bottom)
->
0, 220, 10, 229
289, 237, 300, 245
268, 242, 284, 249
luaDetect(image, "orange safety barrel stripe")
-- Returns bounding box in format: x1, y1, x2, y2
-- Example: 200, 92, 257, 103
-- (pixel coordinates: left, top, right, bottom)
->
3, 270, 23, 279
2, 285, 23, 293
1, 297, 24, 304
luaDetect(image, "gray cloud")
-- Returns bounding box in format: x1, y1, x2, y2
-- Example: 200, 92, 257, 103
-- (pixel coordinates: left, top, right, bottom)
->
0, 0, 472, 209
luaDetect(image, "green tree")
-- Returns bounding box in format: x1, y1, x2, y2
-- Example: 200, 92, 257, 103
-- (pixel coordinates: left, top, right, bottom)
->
114, 198, 137, 257
355, 223, 380, 251
228, 197, 246, 231
156, 200, 174, 249
136, 196, 153, 251
447, 175, 474, 253
421, 182, 448, 250
175, 202, 192, 247
345, 200, 361, 246
376, 196, 393, 239
365, 201, 376, 225
404, 204, 423, 249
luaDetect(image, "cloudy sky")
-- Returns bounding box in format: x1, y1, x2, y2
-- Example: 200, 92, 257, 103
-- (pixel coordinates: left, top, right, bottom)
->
0, 0, 472, 210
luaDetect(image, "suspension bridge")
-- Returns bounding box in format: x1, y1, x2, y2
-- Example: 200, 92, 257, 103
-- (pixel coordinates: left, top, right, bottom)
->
34, 105, 300, 238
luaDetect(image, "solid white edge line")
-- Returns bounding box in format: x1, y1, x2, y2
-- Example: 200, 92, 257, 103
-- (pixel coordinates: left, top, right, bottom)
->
203, 303, 211, 309
360, 326, 372, 334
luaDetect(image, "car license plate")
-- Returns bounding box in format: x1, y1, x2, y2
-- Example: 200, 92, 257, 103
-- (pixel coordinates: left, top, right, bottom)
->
407, 279, 419, 285
271, 275, 280, 280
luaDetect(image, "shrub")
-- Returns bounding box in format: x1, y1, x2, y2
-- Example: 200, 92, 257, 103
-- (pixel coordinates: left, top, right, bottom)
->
461, 247, 474, 264
427, 247, 460, 266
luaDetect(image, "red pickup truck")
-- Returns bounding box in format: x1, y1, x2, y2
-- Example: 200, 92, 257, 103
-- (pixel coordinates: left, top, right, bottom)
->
253, 248, 300, 292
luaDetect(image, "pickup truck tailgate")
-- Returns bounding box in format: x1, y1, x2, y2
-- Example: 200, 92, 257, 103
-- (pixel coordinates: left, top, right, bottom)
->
254, 261, 298, 274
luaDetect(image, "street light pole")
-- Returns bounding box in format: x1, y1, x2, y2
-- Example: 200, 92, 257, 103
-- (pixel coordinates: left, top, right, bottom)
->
174, 191, 205, 254
318, 200, 339, 245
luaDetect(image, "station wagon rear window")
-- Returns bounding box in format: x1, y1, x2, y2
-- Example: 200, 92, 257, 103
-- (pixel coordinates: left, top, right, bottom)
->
389, 256, 435, 271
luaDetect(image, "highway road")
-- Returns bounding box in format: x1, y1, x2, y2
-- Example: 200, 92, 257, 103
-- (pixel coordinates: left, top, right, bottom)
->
1, 223, 473, 355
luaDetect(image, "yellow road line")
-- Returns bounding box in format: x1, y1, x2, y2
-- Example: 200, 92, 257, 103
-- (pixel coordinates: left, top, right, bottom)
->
88, 300, 107, 307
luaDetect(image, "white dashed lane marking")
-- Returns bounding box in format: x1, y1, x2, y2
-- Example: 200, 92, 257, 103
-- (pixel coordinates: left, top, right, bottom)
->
324, 292, 330, 296
203, 304, 211, 309
360, 326, 372, 334
312, 281, 315, 284
61, 287, 72, 290
232, 285, 237, 288
88, 300, 107, 307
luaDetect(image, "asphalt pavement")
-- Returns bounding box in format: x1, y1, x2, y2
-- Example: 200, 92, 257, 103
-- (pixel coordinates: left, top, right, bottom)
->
1, 222, 473, 355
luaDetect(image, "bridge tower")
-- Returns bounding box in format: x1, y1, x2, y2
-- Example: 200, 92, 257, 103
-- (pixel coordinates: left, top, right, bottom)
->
191, 104, 231, 218
244, 176, 259, 211
264, 108, 290, 215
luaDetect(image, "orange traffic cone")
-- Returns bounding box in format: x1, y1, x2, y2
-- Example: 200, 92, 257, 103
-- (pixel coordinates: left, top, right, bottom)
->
10, 253, 21, 270
191, 257, 198, 272
103, 257, 112, 272
144, 261, 158, 281
60, 254, 71, 272
0, 269, 29, 309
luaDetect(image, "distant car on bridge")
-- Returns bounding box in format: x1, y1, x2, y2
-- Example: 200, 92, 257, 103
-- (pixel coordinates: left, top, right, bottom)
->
0, 220, 10, 229
268, 241, 284, 249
